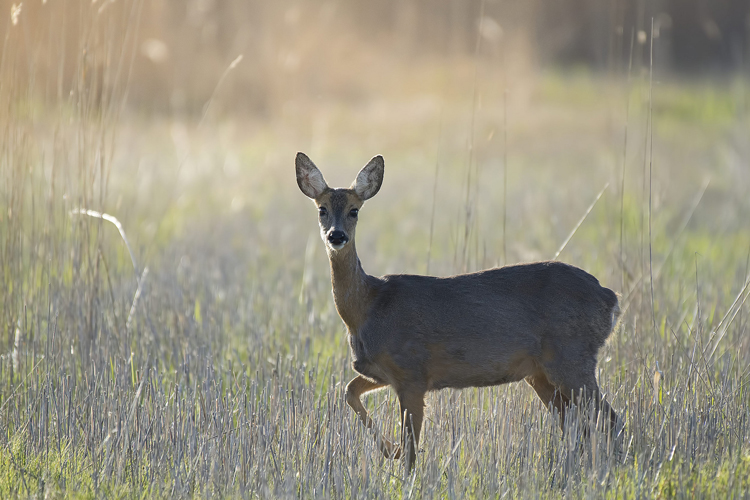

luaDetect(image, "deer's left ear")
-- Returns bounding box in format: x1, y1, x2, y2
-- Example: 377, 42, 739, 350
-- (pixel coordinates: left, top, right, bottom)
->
351, 155, 384, 201
296, 152, 329, 199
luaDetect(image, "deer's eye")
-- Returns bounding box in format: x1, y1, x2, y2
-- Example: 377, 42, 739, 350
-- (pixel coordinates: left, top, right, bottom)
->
349, 208, 359, 218
318, 207, 328, 217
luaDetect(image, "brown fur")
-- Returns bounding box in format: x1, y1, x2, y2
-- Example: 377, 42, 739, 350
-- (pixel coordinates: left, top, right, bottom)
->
296, 152, 622, 472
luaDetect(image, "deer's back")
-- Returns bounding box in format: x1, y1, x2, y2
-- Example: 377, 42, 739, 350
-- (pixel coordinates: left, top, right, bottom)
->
354, 261, 618, 391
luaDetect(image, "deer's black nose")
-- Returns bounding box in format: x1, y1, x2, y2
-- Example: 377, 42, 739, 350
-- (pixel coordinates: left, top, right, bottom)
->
328, 230, 349, 246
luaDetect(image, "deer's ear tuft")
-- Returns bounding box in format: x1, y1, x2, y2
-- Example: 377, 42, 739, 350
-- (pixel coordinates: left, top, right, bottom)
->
351, 155, 384, 201
296, 152, 328, 199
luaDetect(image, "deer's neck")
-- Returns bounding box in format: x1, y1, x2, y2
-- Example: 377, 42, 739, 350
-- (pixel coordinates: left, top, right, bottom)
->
328, 243, 377, 335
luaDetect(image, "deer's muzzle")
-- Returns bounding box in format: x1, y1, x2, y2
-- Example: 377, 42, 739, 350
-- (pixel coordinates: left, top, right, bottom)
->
327, 230, 349, 249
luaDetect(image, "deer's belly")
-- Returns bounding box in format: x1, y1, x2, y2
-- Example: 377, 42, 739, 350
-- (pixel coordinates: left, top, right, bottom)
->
426, 343, 538, 391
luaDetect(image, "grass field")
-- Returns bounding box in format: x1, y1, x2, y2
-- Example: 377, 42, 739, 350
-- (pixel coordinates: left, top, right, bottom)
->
2, 3, 750, 498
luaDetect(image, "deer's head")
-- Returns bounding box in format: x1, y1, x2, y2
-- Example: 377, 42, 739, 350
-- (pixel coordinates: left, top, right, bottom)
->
296, 152, 384, 253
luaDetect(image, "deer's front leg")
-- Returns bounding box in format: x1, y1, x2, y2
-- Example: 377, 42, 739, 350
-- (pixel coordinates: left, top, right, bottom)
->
345, 375, 401, 459
398, 389, 426, 472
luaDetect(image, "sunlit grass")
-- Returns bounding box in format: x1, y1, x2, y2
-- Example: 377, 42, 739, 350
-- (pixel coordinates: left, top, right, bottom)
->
2, 3, 749, 496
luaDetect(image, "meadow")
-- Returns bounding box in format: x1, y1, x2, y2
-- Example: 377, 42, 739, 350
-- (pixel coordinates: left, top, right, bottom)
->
2, 2, 750, 498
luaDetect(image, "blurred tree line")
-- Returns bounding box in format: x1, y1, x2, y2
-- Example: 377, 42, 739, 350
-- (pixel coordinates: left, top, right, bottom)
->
2, 0, 748, 114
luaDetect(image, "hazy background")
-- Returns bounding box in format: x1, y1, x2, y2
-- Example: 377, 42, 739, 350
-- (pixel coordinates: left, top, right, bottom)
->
4, 0, 748, 275
5, 0, 749, 113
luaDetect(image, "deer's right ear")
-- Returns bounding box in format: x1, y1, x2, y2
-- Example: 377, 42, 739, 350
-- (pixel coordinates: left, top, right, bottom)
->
296, 152, 328, 199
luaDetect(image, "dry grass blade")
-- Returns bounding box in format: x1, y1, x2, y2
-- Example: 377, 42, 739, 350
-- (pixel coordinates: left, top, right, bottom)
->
199, 54, 244, 129
126, 266, 149, 332
553, 182, 609, 261
70, 208, 140, 279
707, 277, 750, 360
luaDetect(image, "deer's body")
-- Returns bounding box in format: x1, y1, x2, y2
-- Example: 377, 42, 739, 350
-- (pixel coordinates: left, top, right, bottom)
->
296, 152, 621, 471
342, 262, 617, 391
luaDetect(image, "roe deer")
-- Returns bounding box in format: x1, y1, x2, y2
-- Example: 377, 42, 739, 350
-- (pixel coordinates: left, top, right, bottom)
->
295, 152, 621, 471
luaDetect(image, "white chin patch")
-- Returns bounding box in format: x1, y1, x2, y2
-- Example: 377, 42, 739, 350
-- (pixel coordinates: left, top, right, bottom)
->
328, 242, 347, 251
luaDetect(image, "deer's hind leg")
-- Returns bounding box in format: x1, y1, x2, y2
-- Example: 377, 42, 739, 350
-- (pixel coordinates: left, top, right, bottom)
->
526, 372, 571, 431
561, 373, 617, 434
345, 375, 401, 459
545, 361, 620, 439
